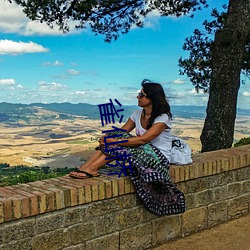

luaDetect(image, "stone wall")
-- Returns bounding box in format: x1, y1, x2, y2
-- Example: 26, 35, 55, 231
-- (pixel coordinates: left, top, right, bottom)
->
0, 145, 249, 250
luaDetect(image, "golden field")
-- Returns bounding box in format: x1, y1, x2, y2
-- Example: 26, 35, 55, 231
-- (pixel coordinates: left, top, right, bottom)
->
0, 115, 249, 167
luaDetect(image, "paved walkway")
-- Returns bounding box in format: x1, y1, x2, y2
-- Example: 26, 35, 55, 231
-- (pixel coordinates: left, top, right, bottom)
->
151, 213, 250, 250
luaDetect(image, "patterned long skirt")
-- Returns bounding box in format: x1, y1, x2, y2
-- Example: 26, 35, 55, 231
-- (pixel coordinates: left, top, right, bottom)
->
97, 130, 185, 216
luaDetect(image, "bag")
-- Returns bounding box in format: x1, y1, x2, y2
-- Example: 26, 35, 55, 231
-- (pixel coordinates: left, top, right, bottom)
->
170, 136, 193, 165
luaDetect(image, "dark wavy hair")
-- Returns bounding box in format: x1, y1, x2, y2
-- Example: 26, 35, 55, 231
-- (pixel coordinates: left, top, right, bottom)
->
141, 79, 172, 129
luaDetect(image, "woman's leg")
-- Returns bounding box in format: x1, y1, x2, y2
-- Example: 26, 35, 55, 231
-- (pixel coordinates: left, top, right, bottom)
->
69, 150, 112, 178
81, 150, 103, 168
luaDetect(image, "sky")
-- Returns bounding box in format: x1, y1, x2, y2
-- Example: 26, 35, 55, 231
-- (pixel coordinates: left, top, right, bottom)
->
0, 0, 249, 109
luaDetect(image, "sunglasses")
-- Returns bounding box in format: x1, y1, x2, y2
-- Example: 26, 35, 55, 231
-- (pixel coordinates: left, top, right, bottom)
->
138, 92, 146, 98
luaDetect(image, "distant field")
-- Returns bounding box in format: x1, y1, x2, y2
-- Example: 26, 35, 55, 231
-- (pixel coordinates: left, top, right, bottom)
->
67, 139, 97, 145
0, 103, 249, 167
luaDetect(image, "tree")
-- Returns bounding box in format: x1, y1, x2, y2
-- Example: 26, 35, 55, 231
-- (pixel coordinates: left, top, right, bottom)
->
200, 0, 250, 152
8, 0, 250, 152
8, 0, 208, 42
179, 2, 250, 152
179, 6, 250, 92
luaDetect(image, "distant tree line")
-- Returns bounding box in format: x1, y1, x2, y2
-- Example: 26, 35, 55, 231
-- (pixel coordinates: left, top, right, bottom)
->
0, 164, 77, 187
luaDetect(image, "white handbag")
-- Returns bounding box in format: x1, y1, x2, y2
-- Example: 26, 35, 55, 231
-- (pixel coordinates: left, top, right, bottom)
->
170, 136, 193, 165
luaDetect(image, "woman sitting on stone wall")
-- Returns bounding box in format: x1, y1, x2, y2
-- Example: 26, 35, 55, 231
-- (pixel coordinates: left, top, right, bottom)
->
69, 79, 185, 216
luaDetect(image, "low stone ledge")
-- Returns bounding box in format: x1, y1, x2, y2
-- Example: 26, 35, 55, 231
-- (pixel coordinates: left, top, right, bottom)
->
0, 145, 249, 225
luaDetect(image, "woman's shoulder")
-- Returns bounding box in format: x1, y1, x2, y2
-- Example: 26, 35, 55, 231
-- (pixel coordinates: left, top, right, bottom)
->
155, 113, 171, 120
131, 109, 142, 117
153, 113, 172, 127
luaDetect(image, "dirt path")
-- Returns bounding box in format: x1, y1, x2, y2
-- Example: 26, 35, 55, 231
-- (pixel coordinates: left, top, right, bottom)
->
151, 213, 250, 250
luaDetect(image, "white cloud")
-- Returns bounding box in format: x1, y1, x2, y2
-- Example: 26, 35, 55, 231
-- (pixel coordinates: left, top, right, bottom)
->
38, 81, 68, 91
0, 39, 48, 55
0, 78, 16, 85
43, 60, 63, 66
0, 0, 83, 36
17, 84, 24, 89
68, 69, 80, 76
243, 91, 250, 97
75, 91, 86, 95
172, 79, 185, 85
0, 78, 25, 91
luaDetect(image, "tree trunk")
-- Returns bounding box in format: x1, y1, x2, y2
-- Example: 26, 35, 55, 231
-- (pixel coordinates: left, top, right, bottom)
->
200, 0, 250, 152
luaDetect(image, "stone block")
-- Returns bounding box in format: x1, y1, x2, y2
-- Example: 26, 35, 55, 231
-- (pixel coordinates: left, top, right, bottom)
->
228, 183, 241, 198
0, 200, 4, 223
36, 212, 64, 234
67, 222, 96, 244
241, 179, 250, 194
64, 207, 85, 227
185, 178, 209, 193
181, 206, 207, 235
0, 228, 2, 244
84, 194, 136, 218
2, 218, 36, 243
32, 228, 70, 250
93, 213, 118, 237
216, 171, 235, 186
208, 201, 228, 227
152, 214, 181, 245
185, 193, 196, 210
235, 168, 246, 181
228, 195, 249, 219
115, 206, 150, 230
135, 195, 144, 206
194, 189, 214, 207
245, 166, 250, 179
0, 238, 32, 250
213, 185, 228, 201
120, 222, 152, 250
86, 232, 119, 250
175, 182, 187, 193
62, 244, 86, 250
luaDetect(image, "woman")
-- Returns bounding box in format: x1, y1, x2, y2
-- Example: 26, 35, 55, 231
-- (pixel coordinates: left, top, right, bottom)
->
69, 79, 185, 215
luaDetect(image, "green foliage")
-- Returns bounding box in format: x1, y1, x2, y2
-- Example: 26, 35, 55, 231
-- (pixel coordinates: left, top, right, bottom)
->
8, 0, 208, 42
179, 5, 250, 92
234, 137, 250, 147
0, 164, 77, 187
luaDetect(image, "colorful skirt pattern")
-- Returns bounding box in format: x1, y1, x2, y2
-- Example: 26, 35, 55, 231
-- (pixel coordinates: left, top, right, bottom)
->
97, 130, 185, 216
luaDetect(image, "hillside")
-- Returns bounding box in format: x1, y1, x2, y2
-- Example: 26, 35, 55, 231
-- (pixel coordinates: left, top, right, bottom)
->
0, 102, 249, 167
1, 102, 250, 124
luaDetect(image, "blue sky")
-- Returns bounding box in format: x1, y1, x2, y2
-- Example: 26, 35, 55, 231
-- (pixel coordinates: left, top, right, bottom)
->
0, 0, 249, 108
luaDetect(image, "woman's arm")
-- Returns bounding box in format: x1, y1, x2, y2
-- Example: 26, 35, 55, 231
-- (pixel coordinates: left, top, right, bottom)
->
98, 118, 135, 146
103, 122, 168, 147
120, 118, 135, 133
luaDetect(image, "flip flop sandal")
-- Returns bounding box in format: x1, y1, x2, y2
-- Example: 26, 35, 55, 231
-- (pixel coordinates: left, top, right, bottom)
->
69, 169, 100, 179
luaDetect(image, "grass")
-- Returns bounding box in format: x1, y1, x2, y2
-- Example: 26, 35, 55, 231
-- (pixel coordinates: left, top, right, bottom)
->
0, 164, 77, 187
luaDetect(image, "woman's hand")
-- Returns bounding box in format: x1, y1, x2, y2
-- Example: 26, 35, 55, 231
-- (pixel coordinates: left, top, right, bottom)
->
98, 136, 104, 146
98, 137, 118, 147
